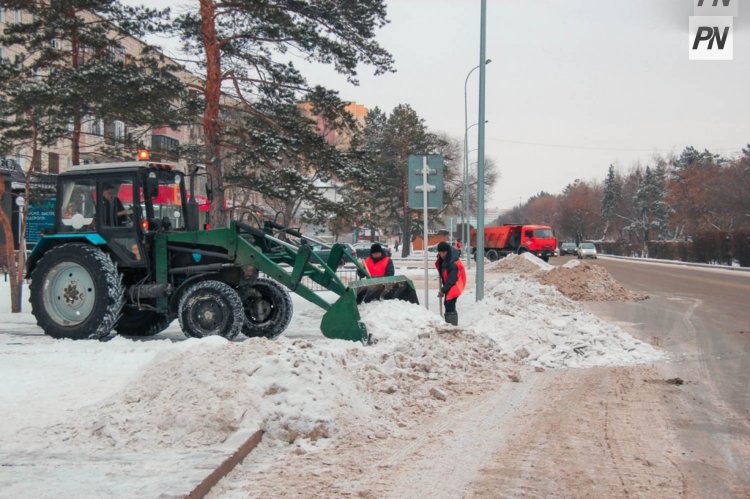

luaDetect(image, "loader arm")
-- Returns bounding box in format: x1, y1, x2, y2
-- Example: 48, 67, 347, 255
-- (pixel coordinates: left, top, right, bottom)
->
161, 221, 417, 342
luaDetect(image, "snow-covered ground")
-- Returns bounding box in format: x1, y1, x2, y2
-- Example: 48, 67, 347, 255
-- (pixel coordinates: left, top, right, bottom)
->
0, 257, 665, 497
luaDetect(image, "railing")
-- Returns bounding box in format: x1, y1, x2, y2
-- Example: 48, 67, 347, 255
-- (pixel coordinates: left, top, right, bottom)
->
261, 265, 360, 292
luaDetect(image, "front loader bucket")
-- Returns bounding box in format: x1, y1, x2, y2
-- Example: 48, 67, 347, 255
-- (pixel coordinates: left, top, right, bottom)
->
319, 277, 420, 342
320, 289, 369, 342
349, 276, 420, 305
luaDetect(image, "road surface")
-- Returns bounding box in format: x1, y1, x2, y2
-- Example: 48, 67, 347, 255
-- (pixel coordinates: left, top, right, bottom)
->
468, 256, 750, 497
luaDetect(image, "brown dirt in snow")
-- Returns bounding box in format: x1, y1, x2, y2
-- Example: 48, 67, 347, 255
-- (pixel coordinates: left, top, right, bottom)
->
486, 255, 546, 274
536, 262, 649, 302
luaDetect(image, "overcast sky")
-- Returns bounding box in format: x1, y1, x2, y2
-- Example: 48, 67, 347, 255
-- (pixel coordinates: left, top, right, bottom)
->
124, 0, 750, 211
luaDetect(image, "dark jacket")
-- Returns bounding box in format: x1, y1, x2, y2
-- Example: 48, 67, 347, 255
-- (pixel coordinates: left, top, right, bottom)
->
436, 247, 460, 295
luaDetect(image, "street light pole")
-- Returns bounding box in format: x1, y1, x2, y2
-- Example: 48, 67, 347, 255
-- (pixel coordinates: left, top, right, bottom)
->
476, 0, 488, 300
463, 59, 491, 272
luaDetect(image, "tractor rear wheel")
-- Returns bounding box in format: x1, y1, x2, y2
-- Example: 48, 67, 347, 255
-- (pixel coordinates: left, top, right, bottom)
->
241, 277, 293, 339
115, 308, 172, 337
178, 280, 244, 340
30, 243, 124, 340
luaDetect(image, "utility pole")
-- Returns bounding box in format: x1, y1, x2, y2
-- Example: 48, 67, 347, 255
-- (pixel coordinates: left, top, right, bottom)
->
476, 0, 488, 300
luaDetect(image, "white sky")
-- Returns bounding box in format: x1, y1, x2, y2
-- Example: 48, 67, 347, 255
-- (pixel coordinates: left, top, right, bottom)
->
124, 0, 750, 211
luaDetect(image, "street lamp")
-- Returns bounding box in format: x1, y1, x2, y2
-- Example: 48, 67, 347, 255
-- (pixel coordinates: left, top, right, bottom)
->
463, 59, 491, 270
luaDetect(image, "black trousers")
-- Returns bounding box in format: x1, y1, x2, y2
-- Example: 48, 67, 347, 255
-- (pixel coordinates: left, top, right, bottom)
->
444, 297, 457, 314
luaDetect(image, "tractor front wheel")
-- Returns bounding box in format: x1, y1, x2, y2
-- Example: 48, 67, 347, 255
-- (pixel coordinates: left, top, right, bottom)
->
178, 280, 244, 340
30, 243, 124, 340
240, 277, 293, 339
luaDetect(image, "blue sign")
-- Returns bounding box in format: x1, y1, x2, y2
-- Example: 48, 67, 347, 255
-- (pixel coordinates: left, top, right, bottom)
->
26, 198, 56, 245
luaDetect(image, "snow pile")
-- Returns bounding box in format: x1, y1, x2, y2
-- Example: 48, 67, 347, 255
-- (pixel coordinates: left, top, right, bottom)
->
26, 336, 372, 452
465, 275, 664, 368
486, 253, 553, 274
536, 261, 649, 301
1, 268, 663, 469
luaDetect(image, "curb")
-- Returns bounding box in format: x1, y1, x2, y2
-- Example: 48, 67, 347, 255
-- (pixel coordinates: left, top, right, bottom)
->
599, 254, 750, 273
185, 429, 263, 499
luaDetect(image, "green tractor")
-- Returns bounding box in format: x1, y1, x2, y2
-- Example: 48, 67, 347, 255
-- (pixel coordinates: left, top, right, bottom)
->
26, 161, 418, 343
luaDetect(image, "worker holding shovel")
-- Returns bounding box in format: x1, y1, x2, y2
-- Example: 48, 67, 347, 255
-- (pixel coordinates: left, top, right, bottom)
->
435, 241, 466, 326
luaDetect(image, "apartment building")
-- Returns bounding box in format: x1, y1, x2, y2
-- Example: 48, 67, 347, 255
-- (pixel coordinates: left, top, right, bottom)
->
0, 6, 203, 175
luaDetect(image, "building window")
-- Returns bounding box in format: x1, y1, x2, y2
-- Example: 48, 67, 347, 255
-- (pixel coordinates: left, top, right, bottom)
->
48, 152, 60, 174
87, 118, 104, 136
151, 134, 180, 153
13, 9, 21, 23
51, 38, 60, 49
106, 43, 125, 63
0, 8, 5, 24
0, 47, 5, 62
32, 150, 42, 171
114, 120, 126, 141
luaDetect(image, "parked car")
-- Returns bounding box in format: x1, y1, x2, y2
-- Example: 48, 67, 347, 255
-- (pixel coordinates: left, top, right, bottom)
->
352, 241, 391, 259
312, 243, 356, 266
559, 242, 578, 256
576, 242, 598, 259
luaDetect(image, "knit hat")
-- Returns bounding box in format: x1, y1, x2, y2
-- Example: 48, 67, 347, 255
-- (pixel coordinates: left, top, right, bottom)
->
437, 241, 451, 252
370, 243, 383, 254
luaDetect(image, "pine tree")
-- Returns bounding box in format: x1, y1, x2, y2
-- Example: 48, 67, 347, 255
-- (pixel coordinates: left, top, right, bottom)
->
225, 86, 367, 230
0, 0, 188, 165
360, 104, 444, 257
601, 164, 622, 239
626, 165, 670, 254
171, 0, 394, 227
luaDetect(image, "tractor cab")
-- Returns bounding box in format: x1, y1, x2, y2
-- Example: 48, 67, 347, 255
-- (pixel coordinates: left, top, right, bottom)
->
54, 161, 192, 267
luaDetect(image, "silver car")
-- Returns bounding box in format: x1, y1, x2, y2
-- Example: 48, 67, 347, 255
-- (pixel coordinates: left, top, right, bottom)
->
577, 242, 597, 259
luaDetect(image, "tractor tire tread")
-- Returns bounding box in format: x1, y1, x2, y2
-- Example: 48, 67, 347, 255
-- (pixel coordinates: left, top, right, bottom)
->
30, 243, 124, 340
241, 277, 293, 340
178, 280, 244, 340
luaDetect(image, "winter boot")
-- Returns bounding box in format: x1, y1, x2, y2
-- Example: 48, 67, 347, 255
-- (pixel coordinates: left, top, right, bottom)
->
444, 311, 458, 326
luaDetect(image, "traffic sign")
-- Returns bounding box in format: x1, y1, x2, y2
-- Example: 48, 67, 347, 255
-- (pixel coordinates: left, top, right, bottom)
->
408, 154, 443, 210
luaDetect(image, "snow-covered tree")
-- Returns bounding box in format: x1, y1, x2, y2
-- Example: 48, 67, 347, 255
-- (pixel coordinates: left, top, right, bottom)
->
0, 0, 188, 164
360, 104, 443, 257
171, 0, 394, 227
625, 165, 670, 253
601, 164, 622, 239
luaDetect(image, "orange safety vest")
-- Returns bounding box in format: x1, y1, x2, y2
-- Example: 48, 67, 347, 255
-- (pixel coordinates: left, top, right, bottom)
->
365, 256, 391, 277
435, 257, 466, 300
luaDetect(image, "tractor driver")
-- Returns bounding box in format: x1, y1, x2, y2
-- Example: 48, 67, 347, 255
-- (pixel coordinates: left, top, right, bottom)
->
101, 183, 132, 227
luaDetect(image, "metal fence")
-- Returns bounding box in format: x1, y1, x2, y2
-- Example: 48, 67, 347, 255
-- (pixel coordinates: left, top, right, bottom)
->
261, 265, 360, 292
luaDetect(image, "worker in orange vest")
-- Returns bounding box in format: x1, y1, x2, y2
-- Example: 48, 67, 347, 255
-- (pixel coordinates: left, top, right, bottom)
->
453, 239, 462, 257
436, 241, 466, 325
359, 243, 394, 278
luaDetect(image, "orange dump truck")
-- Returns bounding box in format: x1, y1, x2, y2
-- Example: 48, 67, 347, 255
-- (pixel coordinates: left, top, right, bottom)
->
471, 224, 557, 262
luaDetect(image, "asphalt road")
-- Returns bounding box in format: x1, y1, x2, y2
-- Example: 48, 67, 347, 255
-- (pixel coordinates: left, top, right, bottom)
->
558, 255, 750, 495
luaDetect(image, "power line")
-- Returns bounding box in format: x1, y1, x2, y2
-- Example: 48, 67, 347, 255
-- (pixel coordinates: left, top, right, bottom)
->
487, 137, 742, 153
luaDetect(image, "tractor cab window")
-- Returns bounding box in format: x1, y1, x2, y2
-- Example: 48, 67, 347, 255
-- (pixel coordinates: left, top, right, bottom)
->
59, 178, 96, 231
100, 180, 135, 228
152, 172, 184, 229
143, 170, 185, 230
97, 177, 143, 265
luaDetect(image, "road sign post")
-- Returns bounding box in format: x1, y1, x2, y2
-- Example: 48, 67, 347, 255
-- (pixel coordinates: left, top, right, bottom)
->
408, 154, 444, 310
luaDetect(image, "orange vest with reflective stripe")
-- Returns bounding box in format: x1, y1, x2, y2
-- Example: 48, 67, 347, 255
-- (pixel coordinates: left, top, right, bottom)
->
435, 258, 466, 300
366, 256, 391, 277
